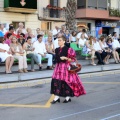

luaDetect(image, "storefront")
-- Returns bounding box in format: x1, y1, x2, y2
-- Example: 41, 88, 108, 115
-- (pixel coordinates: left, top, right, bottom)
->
95, 20, 120, 38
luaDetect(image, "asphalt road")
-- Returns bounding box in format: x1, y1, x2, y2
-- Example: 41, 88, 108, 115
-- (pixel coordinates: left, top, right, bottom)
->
0, 74, 120, 120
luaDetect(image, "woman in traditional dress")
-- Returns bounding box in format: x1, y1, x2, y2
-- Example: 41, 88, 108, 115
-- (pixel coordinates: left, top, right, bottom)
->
50, 35, 86, 104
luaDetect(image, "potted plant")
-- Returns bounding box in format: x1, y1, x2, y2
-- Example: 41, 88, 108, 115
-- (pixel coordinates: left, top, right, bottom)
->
46, 5, 52, 9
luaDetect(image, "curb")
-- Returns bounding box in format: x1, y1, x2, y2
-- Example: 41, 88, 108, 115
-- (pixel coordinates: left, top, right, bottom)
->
0, 70, 120, 89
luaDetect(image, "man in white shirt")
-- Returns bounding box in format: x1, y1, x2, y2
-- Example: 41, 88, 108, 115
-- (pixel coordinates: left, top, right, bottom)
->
53, 33, 63, 49
93, 39, 106, 65
52, 26, 60, 40
16, 22, 26, 34
112, 38, 120, 53
112, 32, 118, 41
33, 35, 53, 70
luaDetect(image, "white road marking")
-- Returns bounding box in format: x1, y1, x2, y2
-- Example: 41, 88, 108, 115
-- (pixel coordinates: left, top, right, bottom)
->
50, 102, 120, 120
101, 114, 120, 120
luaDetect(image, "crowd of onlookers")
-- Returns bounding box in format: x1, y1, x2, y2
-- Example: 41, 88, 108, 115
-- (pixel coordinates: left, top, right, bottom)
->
0, 22, 120, 74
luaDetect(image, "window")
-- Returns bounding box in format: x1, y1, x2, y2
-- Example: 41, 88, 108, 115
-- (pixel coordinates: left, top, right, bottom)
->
50, 0, 59, 18
88, 0, 97, 9
5, 0, 37, 9
50, 0, 59, 7
98, 0, 107, 10
108, 0, 111, 8
77, 0, 86, 9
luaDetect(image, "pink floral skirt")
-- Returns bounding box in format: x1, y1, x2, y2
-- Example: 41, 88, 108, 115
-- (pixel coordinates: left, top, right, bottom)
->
50, 62, 86, 97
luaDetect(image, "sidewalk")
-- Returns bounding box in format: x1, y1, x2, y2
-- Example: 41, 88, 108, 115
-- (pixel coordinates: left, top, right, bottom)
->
0, 70, 120, 89
0, 59, 120, 83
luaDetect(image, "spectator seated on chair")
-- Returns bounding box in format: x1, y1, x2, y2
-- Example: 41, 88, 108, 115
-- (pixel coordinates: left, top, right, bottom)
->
10, 36, 28, 73
45, 36, 56, 67
0, 37, 14, 74
99, 36, 112, 64
23, 36, 42, 72
4, 33, 12, 46
85, 36, 96, 66
93, 38, 107, 65
112, 36, 120, 63
107, 37, 120, 64
33, 35, 53, 70
78, 33, 87, 48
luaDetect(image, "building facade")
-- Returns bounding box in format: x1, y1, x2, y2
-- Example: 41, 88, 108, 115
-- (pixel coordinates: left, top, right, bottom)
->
0, 0, 67, 33
37, 0, 67, 31
0, 0, 40, 33
76, 0, 120, 37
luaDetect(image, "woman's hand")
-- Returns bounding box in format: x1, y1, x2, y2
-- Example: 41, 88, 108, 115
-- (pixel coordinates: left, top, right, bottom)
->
7, 51, 11, 54
60, 56, 68, 60
32, 48, 35, 51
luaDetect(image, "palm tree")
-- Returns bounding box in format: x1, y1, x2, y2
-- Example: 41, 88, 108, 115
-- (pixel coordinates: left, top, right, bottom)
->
65, 0, 77, 32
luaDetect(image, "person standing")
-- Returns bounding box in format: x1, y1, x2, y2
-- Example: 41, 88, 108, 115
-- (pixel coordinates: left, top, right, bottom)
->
50, 35, 86, 104
52, 26, 60, 40
112, 32, 118, 41
64, 29, 71, 48
16, 22, 26, 34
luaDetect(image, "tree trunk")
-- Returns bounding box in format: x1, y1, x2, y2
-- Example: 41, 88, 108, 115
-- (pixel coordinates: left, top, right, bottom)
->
65, 0, 77, 32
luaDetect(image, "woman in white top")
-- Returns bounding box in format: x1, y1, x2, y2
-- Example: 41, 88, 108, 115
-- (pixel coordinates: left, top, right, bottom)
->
45, 36, 55, 67
107, 37, 120, 63
112, 36, 120, 63
78, 33, 86, 48
85, 36, 96, 65
99, 36, 111, 64
10, 36, 28, 73
70, 31, 77, 43
0, 37, 14, 74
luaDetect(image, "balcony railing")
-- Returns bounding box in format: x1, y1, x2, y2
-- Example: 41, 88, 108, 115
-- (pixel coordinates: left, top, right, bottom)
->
43, 8, 66, 21
109, 8, 120, 17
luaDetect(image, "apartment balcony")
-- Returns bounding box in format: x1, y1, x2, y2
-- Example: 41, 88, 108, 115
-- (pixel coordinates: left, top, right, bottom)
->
41, 8, 66, 22
76, 8, 120, 21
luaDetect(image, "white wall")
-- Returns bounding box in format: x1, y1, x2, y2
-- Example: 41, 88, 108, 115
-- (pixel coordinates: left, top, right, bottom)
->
0, 12, 40, 33
114, 28, 120, 37
0, 0, 4, 11
111, 0, 118, 8
60, 0, 67, 7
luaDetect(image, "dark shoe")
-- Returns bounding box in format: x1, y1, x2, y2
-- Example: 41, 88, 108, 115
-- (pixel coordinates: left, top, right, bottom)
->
39, 67, 42, 71
115, 61, 119, 64
46, 66, 53, 70
101, 62, 105, 65
63, 99, 71, 103
51, 98, 60, 104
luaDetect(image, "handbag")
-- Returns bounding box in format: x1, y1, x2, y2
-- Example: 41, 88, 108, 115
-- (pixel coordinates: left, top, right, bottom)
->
68, 59, 82, 73
82, 45, 88, 54
15, 52, 26, 56
26, 51, 34, 55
